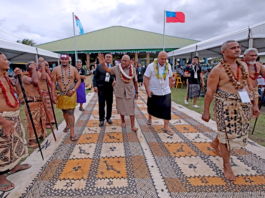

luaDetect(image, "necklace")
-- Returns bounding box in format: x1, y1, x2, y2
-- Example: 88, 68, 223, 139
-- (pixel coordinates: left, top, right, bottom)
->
118, 64, 134, 83
61, 65, 71, 90
0, 75, 19, 108
153, 59, 169, 80
221, 58, 248, 89
249, 64, 259, 80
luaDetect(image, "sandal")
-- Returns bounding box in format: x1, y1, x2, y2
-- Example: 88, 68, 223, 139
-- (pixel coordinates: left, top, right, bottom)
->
28, 143, 38, 149
79, 107, 85, 111
70, 135, 78, 141
63, 127, 70, 133
162, 129, 174, 136
0, 181, 15, 192
147, 120, 152, 125
8, 164, 31, 175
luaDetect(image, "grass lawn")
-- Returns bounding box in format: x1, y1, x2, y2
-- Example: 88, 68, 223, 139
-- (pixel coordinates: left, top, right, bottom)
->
19, 89, 91, 157
171, 85, 265, 147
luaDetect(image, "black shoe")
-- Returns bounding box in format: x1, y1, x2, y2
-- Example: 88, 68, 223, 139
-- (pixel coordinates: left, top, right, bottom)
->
107, 119, 113, 124
99, 121, 104, 127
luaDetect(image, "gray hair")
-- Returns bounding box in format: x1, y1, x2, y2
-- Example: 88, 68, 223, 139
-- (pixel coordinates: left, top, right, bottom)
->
221, 40, 237, 51
244, 48, 258, 55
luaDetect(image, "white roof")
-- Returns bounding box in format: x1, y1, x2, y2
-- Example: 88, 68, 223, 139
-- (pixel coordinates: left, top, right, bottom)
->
0, 39, 59, 62
168, 21, 265, 58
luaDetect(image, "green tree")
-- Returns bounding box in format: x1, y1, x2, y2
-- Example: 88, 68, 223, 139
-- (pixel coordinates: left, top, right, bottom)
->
17, 39, 36, 46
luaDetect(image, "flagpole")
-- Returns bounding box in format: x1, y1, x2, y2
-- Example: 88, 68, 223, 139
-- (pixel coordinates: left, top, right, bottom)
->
72, 12, 78, 66
163, 10, 166, 51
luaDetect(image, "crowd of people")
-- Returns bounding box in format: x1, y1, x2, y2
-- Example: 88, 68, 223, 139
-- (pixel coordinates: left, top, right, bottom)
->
0, 39, 264, 192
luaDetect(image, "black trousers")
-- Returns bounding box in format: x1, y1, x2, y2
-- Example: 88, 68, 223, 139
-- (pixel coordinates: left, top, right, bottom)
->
98, 85, 114, 121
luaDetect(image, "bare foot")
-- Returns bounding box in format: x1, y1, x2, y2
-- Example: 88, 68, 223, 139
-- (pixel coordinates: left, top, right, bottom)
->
210, 142, 221, 156
223, 163, 236, 181
121, 122, 126, 128
131, 126, 138, 132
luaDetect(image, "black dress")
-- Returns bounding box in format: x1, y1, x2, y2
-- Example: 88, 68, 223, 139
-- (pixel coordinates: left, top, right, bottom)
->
137, 67, 143, 82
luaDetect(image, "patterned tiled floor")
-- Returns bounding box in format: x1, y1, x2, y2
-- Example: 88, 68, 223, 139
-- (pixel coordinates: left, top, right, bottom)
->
9, 91, 265, 197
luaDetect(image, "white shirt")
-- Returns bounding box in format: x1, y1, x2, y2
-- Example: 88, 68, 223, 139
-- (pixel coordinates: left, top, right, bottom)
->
144, 62, 172, 96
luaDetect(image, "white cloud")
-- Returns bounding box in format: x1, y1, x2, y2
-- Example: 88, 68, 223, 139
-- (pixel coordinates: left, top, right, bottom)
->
0, 0, 264, 45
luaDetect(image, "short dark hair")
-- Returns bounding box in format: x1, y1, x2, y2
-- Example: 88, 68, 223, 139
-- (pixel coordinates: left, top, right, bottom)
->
193, 56, 199, 60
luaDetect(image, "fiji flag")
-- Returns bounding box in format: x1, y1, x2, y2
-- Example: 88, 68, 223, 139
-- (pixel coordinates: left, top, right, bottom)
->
75, 15, 84, 35
166, 11, 185, 23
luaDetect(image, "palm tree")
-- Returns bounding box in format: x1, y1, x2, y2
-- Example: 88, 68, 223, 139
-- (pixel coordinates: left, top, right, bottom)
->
17, 39, 36, 46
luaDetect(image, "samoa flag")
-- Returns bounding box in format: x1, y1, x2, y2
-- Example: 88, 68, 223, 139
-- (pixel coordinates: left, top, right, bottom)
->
166, 11, 185, 23
75, 15, 84, 35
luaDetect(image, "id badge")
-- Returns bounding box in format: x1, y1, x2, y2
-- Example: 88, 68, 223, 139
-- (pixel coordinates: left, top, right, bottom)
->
105, 73, 110, 82
194, 72, 198, 79
238, 88, 251, 103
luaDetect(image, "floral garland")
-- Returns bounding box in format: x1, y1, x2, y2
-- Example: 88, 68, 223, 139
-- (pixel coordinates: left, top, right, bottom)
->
221, 58, 248, 89
0, 74, 19, 108
153, 58, 169, 80
118, 64, 134, 83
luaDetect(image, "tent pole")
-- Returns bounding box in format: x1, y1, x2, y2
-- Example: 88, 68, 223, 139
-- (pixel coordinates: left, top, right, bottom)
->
248, 27, 253, 48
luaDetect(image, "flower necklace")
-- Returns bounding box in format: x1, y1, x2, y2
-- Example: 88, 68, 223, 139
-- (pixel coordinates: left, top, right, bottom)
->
153, 59, 169, 80
118, 64, 134, 83
221, 58, 248, 89
61, 65, 71, 90
0, 74, 19, 108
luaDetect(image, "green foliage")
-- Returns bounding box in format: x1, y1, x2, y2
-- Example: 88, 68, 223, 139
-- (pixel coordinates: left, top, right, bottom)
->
17, 39, 36, 46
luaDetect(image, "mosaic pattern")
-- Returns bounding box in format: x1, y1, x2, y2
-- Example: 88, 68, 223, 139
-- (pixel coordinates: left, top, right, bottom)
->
21, 91, 265, 197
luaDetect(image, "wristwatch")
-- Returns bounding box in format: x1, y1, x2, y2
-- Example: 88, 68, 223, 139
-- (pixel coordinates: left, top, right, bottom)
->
72, 89, 75, 92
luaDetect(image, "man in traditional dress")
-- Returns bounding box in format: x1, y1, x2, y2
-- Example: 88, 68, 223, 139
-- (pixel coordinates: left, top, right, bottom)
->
76, 60, 87, 111
184, 56, 205, 108
97, 54, 138, 131
38, 61, 55, 129
51, 54, 81, 141
93, 53, 115, 126
202, 40, 260, 181
144, 51, 173, 136
22, 61, 47, 148
243, 48, 265, 104
0, 52, 30, 192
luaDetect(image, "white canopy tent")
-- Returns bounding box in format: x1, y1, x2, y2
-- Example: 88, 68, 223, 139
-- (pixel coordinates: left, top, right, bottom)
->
0, 39, 60, 63
168, 21, 265, 59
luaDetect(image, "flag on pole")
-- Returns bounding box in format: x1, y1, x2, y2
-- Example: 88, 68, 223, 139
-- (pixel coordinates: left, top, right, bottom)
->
166, 11, 185, 23
75, 15, 84, 35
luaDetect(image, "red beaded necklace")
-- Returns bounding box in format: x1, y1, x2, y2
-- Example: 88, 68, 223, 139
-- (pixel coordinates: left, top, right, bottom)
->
249, 64, 259, 80
0, 75, 19, 108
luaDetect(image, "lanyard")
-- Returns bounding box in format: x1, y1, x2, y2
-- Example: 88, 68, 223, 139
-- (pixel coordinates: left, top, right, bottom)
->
158, 65, 165, 78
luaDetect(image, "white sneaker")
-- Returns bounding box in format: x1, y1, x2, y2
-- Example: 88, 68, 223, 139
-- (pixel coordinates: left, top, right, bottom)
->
184, 99, 188, 104
192, 105, 199, 108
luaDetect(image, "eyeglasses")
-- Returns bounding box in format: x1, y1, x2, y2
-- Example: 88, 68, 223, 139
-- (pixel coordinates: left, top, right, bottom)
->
45, 64, 49, 66
77, 60, 82, 63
